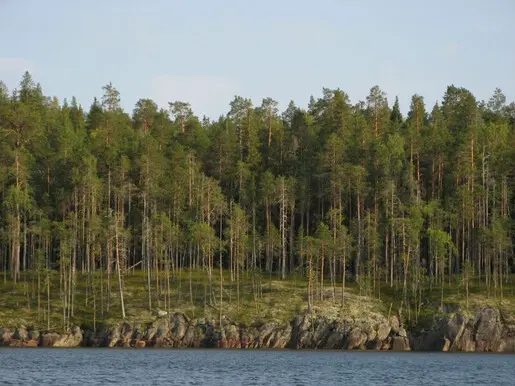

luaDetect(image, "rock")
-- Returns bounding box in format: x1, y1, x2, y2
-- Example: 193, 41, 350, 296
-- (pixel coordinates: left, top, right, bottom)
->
312, 319, 332, 348
13, 327, 28, 341
53, 326, 83, 347
41, 333, 60, 347
500, 337, 515, 352
390, 316, 400, 333
28, 330, 40, 341
442, 337, 451, 352
85, 329, 109, 347
222, 324, 240, 348
2, 306, 514, 352
257, 323, 279, 347
347, 327, 367, 350
157, 310, 168, 317
0, 328, 13, 346
392, 336, 410, 351
107, 326, 121, 348
290, 313, 314, 348
183, 324, 200, 347
377, 323, 391, 341
366, 328, 377, 342
120, 323, 134, 347
458, 328, 476, 352
272, 325, 292, 348
325, 330, 344, 349
170, 313, 189, 342
474, 307, 503, 352
22, 339, 39, 347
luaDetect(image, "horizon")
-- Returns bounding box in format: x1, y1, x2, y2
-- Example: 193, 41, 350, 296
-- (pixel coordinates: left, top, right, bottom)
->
1, 0, 514, 118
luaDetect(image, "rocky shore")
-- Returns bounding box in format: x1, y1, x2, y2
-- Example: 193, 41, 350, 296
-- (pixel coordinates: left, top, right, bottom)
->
1, 307, 514, 352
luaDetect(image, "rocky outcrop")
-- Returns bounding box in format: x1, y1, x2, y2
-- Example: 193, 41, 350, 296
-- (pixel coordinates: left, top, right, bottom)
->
0, 306, 513, 351
288, 313, 409, 350
411, 307, 515, 352
38, 326, 83, 347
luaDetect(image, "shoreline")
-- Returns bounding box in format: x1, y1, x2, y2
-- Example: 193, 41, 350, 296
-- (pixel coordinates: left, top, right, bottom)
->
1, 306, 514, 352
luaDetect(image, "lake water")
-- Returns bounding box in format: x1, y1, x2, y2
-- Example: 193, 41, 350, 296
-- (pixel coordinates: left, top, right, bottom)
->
0, 349, 513, 385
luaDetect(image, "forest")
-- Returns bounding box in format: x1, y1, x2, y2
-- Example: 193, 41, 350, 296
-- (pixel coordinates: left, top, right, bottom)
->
0, 72, 513, 330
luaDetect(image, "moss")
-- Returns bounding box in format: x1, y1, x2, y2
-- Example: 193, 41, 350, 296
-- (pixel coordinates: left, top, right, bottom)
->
0, 270, 514, 332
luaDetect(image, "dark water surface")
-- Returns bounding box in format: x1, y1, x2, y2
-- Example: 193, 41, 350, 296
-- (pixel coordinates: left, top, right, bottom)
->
0, 348, 513, 385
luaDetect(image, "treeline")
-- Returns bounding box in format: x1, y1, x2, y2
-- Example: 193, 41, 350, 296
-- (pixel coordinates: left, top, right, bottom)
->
0, 72, 513, 320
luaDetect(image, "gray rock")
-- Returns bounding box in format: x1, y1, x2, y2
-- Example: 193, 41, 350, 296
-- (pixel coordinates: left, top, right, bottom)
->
324, 330, 344, 349
347, 327, 367, 350
377, 323, 391, 341
474, 307, 503, 351
170, 313, 188, 342
272, 325, 292, 349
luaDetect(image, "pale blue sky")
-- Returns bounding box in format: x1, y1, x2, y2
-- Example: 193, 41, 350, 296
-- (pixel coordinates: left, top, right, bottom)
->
1, 0, 514, 118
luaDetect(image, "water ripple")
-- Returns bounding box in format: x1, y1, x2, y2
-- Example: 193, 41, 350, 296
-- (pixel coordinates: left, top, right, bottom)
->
0, 349, 514, 385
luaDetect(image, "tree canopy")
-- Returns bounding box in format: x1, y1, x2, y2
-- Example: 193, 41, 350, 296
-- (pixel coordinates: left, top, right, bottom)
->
0, 73, 513, 325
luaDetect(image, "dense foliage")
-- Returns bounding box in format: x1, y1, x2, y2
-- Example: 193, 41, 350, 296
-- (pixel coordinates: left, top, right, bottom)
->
0, 73, 513, 323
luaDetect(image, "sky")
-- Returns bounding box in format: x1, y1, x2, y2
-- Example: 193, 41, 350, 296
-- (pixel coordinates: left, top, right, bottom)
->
0, 0, 514, 118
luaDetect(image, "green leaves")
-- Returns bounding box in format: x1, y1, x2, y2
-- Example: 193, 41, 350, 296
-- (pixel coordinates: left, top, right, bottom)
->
0, 71, 512, 308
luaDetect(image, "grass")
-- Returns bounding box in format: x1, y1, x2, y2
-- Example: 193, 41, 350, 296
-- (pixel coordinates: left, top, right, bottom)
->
0, 269, 514, 333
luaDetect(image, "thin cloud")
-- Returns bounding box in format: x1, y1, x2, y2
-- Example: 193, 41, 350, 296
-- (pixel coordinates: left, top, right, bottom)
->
150, 75, 239, 119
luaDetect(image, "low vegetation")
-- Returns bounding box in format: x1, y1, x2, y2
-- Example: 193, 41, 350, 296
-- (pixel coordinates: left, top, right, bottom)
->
1, 269, 513, 333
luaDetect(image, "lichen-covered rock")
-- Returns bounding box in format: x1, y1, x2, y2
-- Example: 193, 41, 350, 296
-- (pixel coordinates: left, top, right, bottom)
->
53, 326, 83, 347
0, 328, 13, 346
377, 323, 391, 342
2, 306, 513, 351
